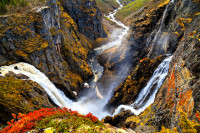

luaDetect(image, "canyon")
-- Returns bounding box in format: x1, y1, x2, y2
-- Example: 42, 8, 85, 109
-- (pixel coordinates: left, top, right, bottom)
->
0, 0, 199, 132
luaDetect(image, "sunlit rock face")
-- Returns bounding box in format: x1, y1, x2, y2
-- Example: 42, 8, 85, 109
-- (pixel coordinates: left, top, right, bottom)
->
59, 0, 107, 40
0, 0, 93, 99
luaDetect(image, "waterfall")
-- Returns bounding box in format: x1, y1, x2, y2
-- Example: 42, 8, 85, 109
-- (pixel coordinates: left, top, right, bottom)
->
113, 56, 172, 116
0, 0, 130, 120
0, 63, 73, 108
147, 0, 175, 57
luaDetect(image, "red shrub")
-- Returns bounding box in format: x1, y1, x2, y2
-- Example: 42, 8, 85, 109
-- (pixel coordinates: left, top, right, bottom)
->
0, 108, 99, 133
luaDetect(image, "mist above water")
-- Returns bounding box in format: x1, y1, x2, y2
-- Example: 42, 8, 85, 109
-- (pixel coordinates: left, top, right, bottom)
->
0, 0, 130, 120
113, 56, 172, 116
0, 0, 174, 120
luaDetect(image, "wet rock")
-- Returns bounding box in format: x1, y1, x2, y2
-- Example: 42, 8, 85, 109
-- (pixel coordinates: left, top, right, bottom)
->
115, 0, 200, 131
14, 66, 18, 70
103, 110, 132, 127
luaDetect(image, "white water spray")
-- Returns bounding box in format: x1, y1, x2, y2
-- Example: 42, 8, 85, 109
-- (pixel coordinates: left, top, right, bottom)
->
0, 63, 73, 108
113, 56, 172, 116
0, 1, 173, 120
0, 1, 130, 120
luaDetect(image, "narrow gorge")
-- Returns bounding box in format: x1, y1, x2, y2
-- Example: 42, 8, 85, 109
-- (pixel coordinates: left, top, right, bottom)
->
0, 0, 199, 132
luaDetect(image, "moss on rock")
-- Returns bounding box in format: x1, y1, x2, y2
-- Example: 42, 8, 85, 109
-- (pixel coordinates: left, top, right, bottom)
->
0, 72, 54, 125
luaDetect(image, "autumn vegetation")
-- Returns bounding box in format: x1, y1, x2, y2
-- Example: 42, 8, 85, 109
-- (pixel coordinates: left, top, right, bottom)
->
0, 108, 102, 133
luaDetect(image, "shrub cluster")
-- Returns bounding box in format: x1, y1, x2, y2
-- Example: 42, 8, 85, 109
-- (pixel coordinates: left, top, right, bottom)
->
0, 108, 101, 133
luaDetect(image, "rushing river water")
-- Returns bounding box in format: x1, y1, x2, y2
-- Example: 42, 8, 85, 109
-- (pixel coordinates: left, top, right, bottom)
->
0, 0, 173, 120
0, 0, 130, 120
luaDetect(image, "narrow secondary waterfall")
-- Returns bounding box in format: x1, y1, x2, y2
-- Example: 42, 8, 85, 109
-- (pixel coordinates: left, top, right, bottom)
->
0, 1, 173, 120
0, 0, 130, 120
147, 0, 175, 57
114, 56, 172, 116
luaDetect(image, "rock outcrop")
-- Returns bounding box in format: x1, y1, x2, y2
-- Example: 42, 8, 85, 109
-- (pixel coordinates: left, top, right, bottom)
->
0, 0, 107, 125
104, 0, 200, 131
95, 0, 119, 15
107, 55, 167, 109
0, 72, 54, 125
59, 0, 107, 40
0, 0, 101, 99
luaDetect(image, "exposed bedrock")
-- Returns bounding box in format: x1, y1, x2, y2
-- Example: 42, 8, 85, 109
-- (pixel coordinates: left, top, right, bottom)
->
59, 0, 107, 40
101, 0, 200, 131
0, 0, 108, 99
0, 72, 54, 125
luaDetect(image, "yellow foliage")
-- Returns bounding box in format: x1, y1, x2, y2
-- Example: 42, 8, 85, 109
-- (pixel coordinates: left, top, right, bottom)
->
176, 18, 192, 30
179, 111, 200, 133
15, 50, 29, 58
158, 126, 178, 133
44, 127, 55, 133
157, 111, 200, 133
174, 32, 180, 37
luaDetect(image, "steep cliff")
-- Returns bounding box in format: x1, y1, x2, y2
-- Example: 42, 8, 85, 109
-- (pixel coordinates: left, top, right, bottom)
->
0, 0, 106, 99
0, 72, 54, 125
0, 0, 107, 125
59, 0, 107, 40
104, 0, 200, 131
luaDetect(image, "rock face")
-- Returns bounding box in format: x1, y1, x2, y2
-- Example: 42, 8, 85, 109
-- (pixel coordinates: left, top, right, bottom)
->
0, 72, 54, 125
107, 55, 167, 109
0, 0, 101, 99
59, 0, 107, 40
95, 0, 120, 15
104, 0, 200, 131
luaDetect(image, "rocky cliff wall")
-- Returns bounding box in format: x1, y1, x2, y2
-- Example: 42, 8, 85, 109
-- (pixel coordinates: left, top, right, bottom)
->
104, 0, 200, 131
0, 0, 109, 125
0, 0, 101, 124
0, 0, 105, 99
0, 72, 54, 125
59, 0, 107, 40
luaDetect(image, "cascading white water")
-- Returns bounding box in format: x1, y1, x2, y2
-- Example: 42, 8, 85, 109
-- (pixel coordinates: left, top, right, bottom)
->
0, 63, 73, 108
94, 0, 129, 54
0, 1, 130, 120
113, 56, 172, 116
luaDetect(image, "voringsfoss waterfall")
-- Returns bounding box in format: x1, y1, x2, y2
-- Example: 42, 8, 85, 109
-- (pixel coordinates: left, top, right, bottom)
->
0, 0, 172, 120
